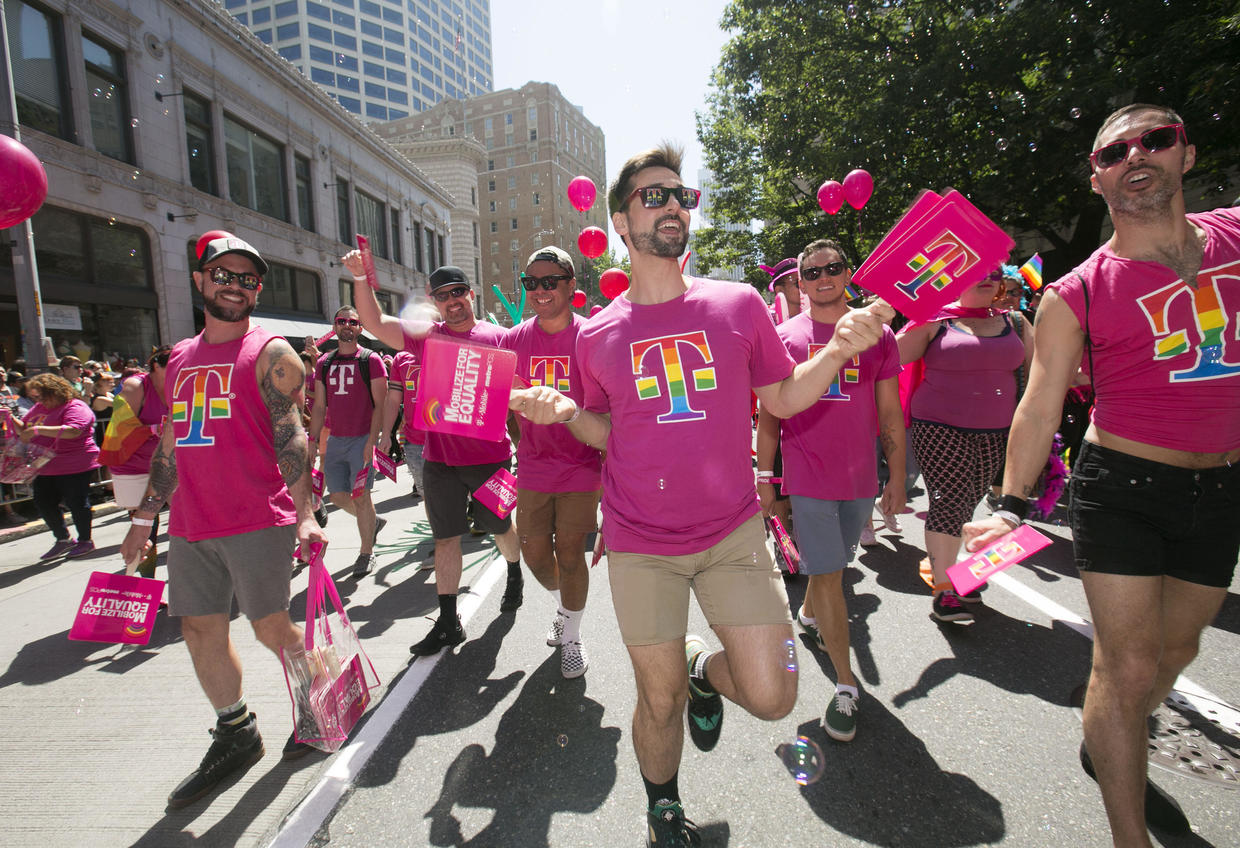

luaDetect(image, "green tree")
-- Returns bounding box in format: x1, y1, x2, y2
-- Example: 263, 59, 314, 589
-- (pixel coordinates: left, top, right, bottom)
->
579, 247, 631, 309
696, 0, 1240, 287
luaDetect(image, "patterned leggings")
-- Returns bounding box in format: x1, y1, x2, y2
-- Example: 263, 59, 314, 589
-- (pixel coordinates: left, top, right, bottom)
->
910, 420, 1008, 536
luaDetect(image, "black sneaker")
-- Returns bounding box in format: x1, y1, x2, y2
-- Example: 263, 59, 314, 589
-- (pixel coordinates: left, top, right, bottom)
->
500, 576, 523, 612
684, 635, 723, 752
167, 713, 264, 809
351, 552, 375, 578
409, 614, 465, 656
1079, 741, 1190, 834
410, 485, 420, 500
313, 503, 329, 527
958, 586, 984, 604
931, 590, 975, 624
282, 731, 314, 761
373, 516, 387, 545
646, 801, 701, 847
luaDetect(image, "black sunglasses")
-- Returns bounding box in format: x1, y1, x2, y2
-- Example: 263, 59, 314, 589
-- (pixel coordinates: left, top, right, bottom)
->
208, 266, 262, 291
432, 285, 471, 302
800, 261, 847, 281
334, 317, 361, 327
623, 185, 702, 210
1090, 123, 1185, 170
521, 273, 572, 291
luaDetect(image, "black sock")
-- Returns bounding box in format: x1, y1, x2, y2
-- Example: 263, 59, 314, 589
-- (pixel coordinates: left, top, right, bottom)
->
437, 593, 457, 622
507, 559, 522, 581
642, 770, 680, 810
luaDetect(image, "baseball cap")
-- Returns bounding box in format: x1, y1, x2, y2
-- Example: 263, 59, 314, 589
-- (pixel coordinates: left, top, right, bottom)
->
198, 235, 269, 276
3, 371, 19, 382
428, 265, 470, 292
525, 246, 575, 277
765, 257, 799, 291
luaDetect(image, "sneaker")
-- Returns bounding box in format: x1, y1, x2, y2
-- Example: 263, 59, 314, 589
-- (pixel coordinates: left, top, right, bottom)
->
797, 606, 824, 651
931, 590, 975, 624
313, 503, 328, 527
545, 610, 567, 647
881, 512, 903, 533
561, 640, 588, 679
823, 690, 859, 742
410, 485, 420, 500
282, 731, 314, 761
859, 524, 879, 546
40, 538, 76, 560
958, 586, 984, 604
66, 539, 96, 558
167, 713, 265, 809
351, 552, 375, 578
500, 576, 523, 612
373, 516, 387, 545
684, 635, 723, 752
646, 801, 702, 847
409, 615, 465, 656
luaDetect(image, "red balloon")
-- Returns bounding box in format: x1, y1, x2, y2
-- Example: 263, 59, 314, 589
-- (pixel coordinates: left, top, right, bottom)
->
567, 176, 597, 213
195, 229, 235, 259
599, 268, 630, 300
817, 180, 844, 215
0, 135, 48, 229
589, 304, 603, 317
577, 226, 607, 259
843, 168, 873, 210
572, 289, 587, 309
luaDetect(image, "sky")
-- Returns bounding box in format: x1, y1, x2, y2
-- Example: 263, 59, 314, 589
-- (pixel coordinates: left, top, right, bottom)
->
488, 0, 735, 255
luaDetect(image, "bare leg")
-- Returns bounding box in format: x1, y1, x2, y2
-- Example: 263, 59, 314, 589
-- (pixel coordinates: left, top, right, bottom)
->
628, 640, 689, 783
702, 623, 797, 720
181, 614, 243, 711
433, 535, 463, 595
554, 532, 590, 612
806, 572, 856, 688
521, 534, 559, 591
925, 529, 961, 587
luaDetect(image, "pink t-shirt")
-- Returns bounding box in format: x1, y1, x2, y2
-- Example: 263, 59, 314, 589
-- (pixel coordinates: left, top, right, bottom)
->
910, 316, 1026, 429
23, 397, 99, 476
113, 372, 168, 476
317, 347, 386, 438
1048, 208, 1240, 453
505, 313, 603, 493
402, 321, 512, 466
580, 277, 796, 555
390, 350, 427, 446
776, 315, 901, 500
165, 326, 296, 542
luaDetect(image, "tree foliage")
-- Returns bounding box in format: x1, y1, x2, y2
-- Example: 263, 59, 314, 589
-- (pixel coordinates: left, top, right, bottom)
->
696, 0, 1240, 287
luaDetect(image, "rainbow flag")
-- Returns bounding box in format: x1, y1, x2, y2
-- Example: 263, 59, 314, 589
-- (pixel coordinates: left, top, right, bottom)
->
99, 396, 156, 467
1019, 253, 1043, 290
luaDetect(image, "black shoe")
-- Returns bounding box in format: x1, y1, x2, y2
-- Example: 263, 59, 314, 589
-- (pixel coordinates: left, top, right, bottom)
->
373, 516, 387, 545
410, 485, 420, 500
684, 635, 723, 752
409, 615, 465, 656
499, 577, 523, 612
167, 714, 264, 809
351, 552, 375, 578
646, 801, 701, 847
1079, 741, 1190, 834
282, 731, 314, 761
314, 504, 329, 527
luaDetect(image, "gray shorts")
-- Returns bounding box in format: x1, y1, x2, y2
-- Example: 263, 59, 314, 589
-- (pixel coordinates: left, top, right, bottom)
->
167, 523, 297, 619
324, 434, 375, 494
789, 495, 872, 575
404, 442, 425, 491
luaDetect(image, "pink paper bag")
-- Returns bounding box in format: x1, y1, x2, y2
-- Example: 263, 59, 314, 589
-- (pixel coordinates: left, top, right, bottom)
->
372, 450, 398, 481
473, 467, 517, 519
414, 335, 517, 443
68, 571, 164, 645
947, 525, 1053, 595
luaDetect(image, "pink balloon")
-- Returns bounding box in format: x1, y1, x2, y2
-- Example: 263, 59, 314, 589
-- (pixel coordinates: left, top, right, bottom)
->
0, 135, 48, 230
577, 226, 607, 259
567, 176, 597, 213
589, 304, 603, 317
572, 289, 587, 309
599, 268, 630, 300
817, 180, 844, 215
843, 169, 873, 210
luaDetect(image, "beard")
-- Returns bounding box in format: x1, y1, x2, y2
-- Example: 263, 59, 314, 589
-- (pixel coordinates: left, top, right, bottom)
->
203, 292, 255, 323
1101, 161, 1182, 219
630, 215, 689, 259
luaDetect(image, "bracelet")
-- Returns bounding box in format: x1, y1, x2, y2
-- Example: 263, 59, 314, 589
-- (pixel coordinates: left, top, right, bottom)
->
131, 517, 154, 527
992, 509, 1022, 528
352, 274, 369, 283
565, 401, 581, 424
755, 470, 774, 479
996, 494, 1030, 521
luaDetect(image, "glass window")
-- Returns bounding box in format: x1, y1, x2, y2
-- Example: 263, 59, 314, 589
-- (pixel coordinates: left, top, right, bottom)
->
363, 60, 383, 77
509, 217, 517, 230
505, 131, 512, 146
388, 108, 407, 119
309, 23, 332, 42
472, 222, 478, 246
306, 0, 330, 19
532, 192, 540, 206
359, 0, 379, 14
83, 34, 132, 163
506, 176, 515, 190
263, 261, 321, 313
337, 95, 360, 113
276, 22, 299, 39
362, 40, 383, 57
337, 74, 359, 92
310, 67, 335, 86
184, 91, 215, 195
334, 32, 357, 49
530, 171, 539, 185
295, 153, 314, 232
224, 115, 288, 221
381, 6, 402, 23
278, 44, 302, 60
365, 81, 385, 98
336, 181, 351, 244
386, 88, 407, 105
489, 221, 496, 234
384, 47, 404, 64
365, 102, 387, 120
385, 67, 406, 84
383, 26, 402, 44
336, 52, 358, 71
487, 179, 495, 192
508, 197, 516, 210
488, 200, 495, 213
250, 8, 270, 24
275, 0, 299, 16
360, 18, 381, 36
529, 128, 537, 141
310, 44, 333, 63
254, 29, 272, 44
331, 10, 354, 27
412, 223, 424, 272
504, 112, 512, 125
426, 227, 436, 270
438, 234, 446, 267
527, 105, 537, 123
389, 208, 402, 265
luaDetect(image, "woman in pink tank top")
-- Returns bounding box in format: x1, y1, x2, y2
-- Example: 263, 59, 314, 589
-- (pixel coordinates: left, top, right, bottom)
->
109, 347, 170, 577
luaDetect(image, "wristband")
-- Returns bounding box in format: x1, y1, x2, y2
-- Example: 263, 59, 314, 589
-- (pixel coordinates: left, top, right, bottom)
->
352, 275, 369, 283
565, 401, 581, 424
992, 509, 1022, 528
131, 517, 155, 527
755, 470, 774, 479
996, 494, 1030, 521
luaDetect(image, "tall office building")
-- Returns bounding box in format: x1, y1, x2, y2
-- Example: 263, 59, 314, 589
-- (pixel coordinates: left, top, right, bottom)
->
221, 0, 494, 121
686, 168, 745, 282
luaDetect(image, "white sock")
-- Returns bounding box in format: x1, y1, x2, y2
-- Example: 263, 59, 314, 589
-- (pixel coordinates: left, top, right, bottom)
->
560, 606, 584, 643
550, 589, 561, 608
798, 605, 817, 626
837, 684, 859, 699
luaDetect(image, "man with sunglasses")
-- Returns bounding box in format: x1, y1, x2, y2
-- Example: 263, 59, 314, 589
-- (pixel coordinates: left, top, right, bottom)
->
965, 104, 1240, 846
510, 143, 891, 847
121, 235, 328, 807
502, 246, 603, 679
308, 306, 388, 578
340, 256, 523, 656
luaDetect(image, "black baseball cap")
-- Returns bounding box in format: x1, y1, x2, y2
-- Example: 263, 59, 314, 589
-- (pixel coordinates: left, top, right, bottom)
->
428, 265, 470, 292
198, 236, 269, 276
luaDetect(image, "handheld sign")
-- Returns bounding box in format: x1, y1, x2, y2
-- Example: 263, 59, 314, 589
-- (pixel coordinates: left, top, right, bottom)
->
350, 466, 369, 499
414, 335, 517, 443
69, 570, 164, 645
473, 467, 517, 519
355, 234, 380, 290
311, 467, 325, 498
372, 450, 398, 482
947, 525, 1053, 596
768, 515, 800, 575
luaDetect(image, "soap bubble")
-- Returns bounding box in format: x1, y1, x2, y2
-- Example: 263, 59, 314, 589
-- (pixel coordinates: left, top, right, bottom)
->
1028, 142, 1037, 152
784, 638, 797, 672
995, 138, 1009, 151
398, 294, 439, 339
130, 117, 140, 128
556, 734, 568, 748
155, 73, 165, 84
776, 736, 825, 786
657, 479, 665, 490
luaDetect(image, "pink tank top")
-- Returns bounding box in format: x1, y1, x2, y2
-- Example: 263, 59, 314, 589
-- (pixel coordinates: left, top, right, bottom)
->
910, 316, 1026, 429
165, 326, 297, 542
113, 371, 168, 476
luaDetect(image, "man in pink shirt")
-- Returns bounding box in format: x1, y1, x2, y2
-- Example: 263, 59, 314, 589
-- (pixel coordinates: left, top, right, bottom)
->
309, 305, 389, 578
756, 238, 905, 745
510, 143, 891, 845
505, 246, 603, 679
120, 236, 327, 809
966, 105, 1240, 845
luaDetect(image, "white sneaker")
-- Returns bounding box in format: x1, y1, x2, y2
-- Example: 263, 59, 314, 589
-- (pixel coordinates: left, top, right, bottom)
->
859, 525, 879, 546
546, 611, 567, 647
561, 640, 588, 678
881, 512, 903, 533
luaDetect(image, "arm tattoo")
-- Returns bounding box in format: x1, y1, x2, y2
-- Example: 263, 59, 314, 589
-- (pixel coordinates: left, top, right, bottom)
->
879, 427, 898, 458
144, 438, 177, 513
261, 343, 310, 489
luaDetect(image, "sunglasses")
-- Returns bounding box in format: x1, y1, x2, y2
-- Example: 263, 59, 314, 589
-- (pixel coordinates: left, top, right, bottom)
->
800, 261, 847, 281
432, 285, 471, 302
334, 317, 361, 327
623, 185, 701, 210
521, 273, 572, 291
208, 266, 262, 291
1089, 123, 1185, 170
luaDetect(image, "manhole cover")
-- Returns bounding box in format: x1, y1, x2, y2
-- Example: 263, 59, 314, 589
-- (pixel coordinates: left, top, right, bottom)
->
1148, 691, 1240, 789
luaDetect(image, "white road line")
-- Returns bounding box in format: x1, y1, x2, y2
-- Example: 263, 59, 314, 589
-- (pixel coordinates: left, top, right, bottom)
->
267, 553, 507, 848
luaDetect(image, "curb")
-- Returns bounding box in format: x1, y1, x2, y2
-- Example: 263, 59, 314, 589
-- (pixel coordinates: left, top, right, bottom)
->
0, 503, 127, 544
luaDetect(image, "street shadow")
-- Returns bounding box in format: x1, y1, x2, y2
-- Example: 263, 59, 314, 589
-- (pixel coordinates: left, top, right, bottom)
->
422, 654, 623, 847
1207, 591, 1240, 638
791, 699, 1005, 846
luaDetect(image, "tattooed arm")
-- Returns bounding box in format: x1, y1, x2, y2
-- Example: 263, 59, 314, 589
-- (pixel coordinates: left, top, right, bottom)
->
875, 375, 907, 519
120, 421, 177, 565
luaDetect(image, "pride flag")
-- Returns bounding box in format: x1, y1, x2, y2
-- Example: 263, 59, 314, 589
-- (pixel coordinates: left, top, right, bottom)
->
99, 396, 157, 467
1019, 253, 1043, 290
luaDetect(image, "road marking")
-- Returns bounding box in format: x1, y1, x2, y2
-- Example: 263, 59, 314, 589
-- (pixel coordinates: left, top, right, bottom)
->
268, 552, 506, 848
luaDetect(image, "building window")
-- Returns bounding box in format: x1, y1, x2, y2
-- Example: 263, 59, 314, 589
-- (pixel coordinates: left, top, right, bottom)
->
532, 192, 540, 206
6, 1, 70, 139
510, 218, 517, 231
506, 176, 516, 190
487, 159, 494, 171
532, 214, 541, 227
529, 129, 537, 141
505, 131, 513, 146
489, 221, 496, 234
508, 197, 516, 211
335, 180, 351, 244
488, 200, 496, 213
390, 208, 402, 265
263, 262, 322, 314
184, 91, 215, 195
504, 112, 512, 125
527, 105, 537, 123
295, 153, 314, 232
509, 239, 518, 252
470, 186, 476, 206
426, 227, 436, 269
83, 34, 132, 163
531, 172, 539, 185
412, 223, 424, 272
472, 222, 478, 247
487, 179, 495, 192
354, 191, 388, 258
225, 116, 288, 221
438, 233, 446, 267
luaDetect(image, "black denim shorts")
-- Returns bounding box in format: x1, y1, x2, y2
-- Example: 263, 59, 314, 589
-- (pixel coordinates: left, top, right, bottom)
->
1068, 441, 1240, 587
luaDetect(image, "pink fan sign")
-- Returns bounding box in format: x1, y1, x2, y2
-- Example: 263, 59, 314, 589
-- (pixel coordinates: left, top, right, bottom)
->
948, 525, 1053, 596
414, 335, 517, 443
69, 571, 164, 645
311, 467, 325, 498
372, 450, 398, 481
473, 467, 517, 519
350, 466, 369, 499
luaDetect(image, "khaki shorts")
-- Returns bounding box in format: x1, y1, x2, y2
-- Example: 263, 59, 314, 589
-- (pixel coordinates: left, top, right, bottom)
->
110, 473, 150, 510
608, 513, 792, 646
167, 523, 296, 620
516, 488, 600, 537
